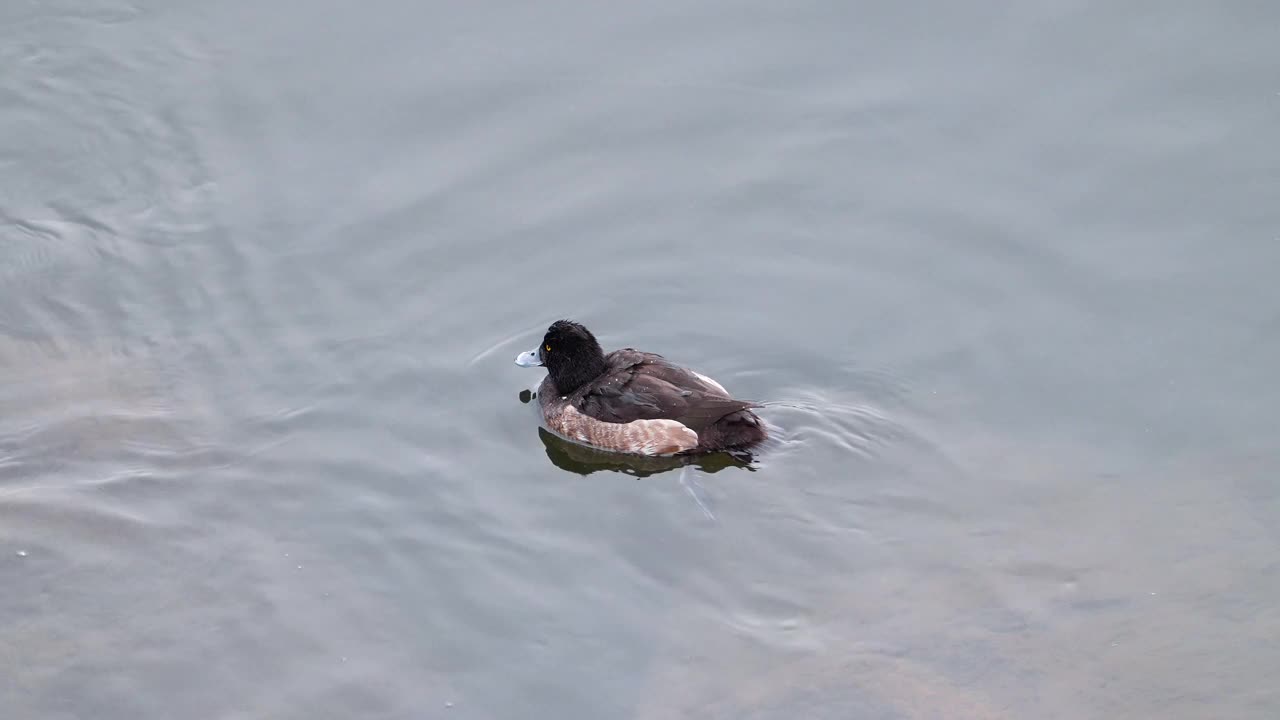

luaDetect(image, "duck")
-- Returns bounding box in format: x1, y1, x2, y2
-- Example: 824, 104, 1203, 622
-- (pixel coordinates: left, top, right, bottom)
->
514, 320, 767, 456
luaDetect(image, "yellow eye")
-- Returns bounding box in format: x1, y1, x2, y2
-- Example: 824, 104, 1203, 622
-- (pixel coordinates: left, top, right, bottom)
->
544, 344, 551, 352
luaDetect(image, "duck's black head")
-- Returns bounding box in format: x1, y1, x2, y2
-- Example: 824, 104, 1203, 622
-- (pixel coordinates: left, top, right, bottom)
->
515, 319, 606, 395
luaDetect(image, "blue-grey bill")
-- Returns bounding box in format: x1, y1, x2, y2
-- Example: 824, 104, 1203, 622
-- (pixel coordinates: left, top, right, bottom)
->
515, 349, 542, 367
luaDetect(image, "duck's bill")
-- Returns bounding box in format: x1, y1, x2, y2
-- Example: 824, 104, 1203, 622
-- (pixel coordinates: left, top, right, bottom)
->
514, 349, 543, 367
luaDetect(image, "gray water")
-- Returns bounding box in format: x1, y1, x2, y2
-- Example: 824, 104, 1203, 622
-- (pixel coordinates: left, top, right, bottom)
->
3, 2, 1278, 718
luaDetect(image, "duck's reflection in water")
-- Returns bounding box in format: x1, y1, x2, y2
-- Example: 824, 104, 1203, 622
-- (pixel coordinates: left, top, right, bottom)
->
537, 427, 754, 478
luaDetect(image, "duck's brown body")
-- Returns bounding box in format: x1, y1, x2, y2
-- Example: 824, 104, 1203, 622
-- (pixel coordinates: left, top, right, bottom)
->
535, 348, 766, 456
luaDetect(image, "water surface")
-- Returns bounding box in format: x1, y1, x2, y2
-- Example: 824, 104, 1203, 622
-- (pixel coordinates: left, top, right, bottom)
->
2, 1, 1278, 718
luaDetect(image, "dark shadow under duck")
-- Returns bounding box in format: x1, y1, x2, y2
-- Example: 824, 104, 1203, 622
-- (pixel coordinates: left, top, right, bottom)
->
515, 320, 767, 456
533, 427, 755, 477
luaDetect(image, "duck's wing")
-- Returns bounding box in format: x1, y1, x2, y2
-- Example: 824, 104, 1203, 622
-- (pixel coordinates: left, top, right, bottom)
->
578, 358, 756, 433
604, 350, 735, 397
